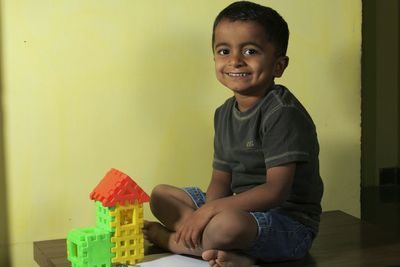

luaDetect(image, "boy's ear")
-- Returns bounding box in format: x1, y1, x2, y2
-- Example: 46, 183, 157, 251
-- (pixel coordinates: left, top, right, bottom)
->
273, 56, 289, 78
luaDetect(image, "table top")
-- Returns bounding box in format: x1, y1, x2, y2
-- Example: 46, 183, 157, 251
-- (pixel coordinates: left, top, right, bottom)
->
34, 210, 400, 267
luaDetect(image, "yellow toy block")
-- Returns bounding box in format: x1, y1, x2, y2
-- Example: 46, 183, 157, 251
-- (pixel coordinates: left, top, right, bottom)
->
111, 233, 145, 265
109, 200, 145, 265
109, 200, 144, 236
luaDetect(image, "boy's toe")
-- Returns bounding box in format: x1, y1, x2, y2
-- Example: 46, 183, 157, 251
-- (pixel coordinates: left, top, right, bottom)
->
202, 249, 219, 261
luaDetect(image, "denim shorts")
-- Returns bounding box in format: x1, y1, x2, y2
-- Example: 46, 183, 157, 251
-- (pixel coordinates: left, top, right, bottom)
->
182, 186, 314, 262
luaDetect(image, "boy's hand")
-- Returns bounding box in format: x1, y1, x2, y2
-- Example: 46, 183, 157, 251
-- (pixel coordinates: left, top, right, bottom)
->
175, 204, 216, 249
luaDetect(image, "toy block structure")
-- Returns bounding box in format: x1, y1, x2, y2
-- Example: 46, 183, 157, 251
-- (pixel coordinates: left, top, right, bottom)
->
67, 168, 150, 267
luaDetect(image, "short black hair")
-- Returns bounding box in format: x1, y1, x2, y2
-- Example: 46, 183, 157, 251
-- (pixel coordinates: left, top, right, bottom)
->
212, 1, 289, 56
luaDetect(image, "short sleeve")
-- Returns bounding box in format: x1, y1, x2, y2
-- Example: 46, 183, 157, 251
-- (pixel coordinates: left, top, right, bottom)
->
262, 106, 315, 169
212, 107, 232, 172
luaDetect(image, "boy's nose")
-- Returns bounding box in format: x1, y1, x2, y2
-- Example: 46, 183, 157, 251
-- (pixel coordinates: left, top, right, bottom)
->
229, 53, 245, 67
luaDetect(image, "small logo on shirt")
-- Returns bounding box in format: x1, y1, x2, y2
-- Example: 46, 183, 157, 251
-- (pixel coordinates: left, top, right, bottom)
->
246, 140, 255, 148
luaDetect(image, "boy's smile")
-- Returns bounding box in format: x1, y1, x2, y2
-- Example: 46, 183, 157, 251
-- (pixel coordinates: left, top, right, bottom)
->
213, 20, 288, 99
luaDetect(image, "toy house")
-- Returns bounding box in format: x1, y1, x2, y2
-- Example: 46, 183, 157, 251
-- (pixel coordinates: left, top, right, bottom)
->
67, 168, 150, 267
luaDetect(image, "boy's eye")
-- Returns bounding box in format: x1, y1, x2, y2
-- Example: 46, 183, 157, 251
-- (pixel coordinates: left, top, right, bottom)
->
243, 48, 257, 55
217, 49, 230, 56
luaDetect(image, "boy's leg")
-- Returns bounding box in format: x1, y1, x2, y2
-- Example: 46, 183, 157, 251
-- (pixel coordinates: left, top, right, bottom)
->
144, 184, 206, 255
146, 185, 261, 266
150, 185, 258, 250
204, 211, 315, 265
149, 184, 198, 231
202, 209, 258, 250
146, 206, 259, 262
201, 209, 258, 267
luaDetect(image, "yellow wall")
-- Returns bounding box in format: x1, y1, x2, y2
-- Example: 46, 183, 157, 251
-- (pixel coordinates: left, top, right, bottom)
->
0, 0, 361, 266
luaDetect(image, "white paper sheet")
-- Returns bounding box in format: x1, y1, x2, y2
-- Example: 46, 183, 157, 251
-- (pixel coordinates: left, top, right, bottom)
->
133, 254, 209, 267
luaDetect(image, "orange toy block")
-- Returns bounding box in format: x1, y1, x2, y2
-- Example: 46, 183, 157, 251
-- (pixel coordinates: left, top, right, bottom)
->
90, 168, 150, 207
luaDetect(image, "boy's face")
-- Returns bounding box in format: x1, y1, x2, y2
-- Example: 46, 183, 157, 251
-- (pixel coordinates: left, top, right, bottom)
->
213, 19, 288, 97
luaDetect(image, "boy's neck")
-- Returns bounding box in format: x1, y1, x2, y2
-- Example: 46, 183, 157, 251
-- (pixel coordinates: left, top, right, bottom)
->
234, 84, 274, 112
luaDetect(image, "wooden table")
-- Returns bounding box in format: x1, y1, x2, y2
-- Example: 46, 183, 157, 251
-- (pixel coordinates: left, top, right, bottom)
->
34, 210, 400, 267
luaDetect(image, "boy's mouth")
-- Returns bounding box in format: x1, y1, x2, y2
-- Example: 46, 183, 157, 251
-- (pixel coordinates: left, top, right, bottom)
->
226, 72, 251, 77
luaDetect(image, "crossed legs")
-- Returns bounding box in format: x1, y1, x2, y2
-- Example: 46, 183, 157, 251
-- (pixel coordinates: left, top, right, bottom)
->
143, 184, 258, 267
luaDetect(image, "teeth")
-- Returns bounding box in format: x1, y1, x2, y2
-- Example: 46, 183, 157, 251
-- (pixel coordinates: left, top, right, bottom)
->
228, 73, 249, 77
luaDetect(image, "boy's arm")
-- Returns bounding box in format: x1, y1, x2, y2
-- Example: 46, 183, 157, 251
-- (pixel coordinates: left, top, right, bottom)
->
205, 169, 233, 202
208, 163, 295, 211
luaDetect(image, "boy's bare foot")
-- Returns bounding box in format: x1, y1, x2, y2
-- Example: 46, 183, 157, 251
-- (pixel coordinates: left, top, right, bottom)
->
143, 220, 172, 251
202, 250, 257, 267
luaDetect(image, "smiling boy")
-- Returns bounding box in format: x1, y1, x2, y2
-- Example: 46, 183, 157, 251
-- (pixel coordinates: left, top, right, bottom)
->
144, 2, 323, 267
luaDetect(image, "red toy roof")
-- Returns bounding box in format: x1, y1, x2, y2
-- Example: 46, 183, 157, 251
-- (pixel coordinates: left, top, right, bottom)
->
90, 168, 150, 207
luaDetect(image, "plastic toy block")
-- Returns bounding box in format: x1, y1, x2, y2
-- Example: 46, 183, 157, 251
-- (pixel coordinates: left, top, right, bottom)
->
67, 168, 149, 267
95, 201, 115, 233
67, 227, 114, 267
111, 233, 144, 265
110, 201, 144, 237
90, 168, 150, 207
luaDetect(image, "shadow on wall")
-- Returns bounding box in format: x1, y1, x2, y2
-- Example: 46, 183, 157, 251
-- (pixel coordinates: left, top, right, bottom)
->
319, 135, 360, 216
0, 3, 11, 265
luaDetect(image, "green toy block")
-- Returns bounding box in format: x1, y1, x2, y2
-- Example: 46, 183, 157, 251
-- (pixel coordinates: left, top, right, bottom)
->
95, 201, 115, 232
67, 227, 114, 267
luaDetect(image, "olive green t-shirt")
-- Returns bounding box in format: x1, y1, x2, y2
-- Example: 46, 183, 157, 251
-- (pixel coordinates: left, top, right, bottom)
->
212, 84, 323, 233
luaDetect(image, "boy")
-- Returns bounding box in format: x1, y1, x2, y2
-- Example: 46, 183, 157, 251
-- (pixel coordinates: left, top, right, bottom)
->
143, 1, 323, 267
